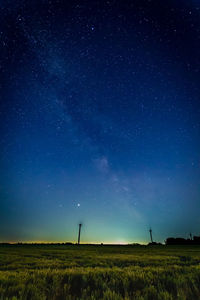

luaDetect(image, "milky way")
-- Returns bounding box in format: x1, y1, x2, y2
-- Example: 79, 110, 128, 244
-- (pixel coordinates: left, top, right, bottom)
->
0, 0, 200, 243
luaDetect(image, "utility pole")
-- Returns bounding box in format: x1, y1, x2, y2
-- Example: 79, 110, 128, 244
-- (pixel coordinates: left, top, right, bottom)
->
78, 223, 82, 244
149, 228, 153, 243
190, 233, 192, 240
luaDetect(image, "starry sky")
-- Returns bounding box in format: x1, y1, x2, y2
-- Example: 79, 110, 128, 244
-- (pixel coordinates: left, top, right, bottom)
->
0, 0, 200, 244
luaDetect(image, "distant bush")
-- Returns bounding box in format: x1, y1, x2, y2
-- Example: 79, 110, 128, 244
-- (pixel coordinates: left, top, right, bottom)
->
166, 237, 200, 245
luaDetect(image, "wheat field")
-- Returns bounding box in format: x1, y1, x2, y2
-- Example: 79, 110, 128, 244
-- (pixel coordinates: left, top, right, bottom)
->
1, 244, 200, 300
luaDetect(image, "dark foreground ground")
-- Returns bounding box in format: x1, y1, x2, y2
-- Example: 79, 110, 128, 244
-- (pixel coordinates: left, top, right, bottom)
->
1, 244, 200, 299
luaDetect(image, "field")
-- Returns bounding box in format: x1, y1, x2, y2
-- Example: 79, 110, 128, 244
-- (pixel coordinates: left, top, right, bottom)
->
1, 244, 200, 300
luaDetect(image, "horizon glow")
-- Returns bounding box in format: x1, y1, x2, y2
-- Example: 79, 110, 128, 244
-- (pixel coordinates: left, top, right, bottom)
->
0, 0, 200, 244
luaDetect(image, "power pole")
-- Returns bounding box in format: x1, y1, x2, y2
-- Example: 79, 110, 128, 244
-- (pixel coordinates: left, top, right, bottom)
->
78, 223, 82, 244
149, 228, 153, 243
190, 233, 192, 240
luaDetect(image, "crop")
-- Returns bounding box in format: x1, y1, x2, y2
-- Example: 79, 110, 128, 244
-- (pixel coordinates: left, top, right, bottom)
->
0, 244, 200, 299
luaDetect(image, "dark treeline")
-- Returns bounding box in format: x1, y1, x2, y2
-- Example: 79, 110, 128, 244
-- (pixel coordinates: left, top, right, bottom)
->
1, 236, 200, 246
166, 236, 200, 245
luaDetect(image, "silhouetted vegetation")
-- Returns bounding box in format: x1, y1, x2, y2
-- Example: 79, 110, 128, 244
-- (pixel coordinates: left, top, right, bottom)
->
1, 244, 200, 299
148, 242, 163, 246
166, 236, 200, 245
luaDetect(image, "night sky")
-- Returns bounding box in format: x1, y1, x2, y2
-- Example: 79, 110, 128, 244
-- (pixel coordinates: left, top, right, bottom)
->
1, 0, 200, 244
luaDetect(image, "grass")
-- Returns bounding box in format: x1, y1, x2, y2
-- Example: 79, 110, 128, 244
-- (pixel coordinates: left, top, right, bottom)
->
1, 244, 200, 299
